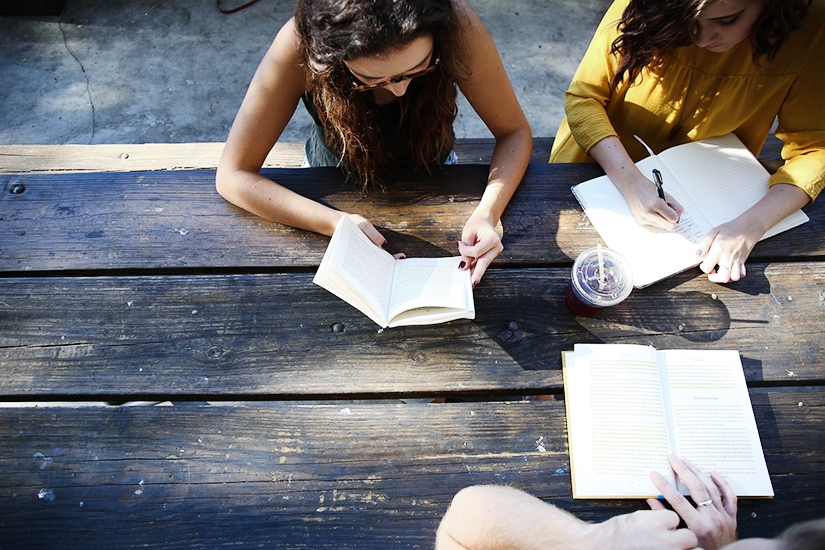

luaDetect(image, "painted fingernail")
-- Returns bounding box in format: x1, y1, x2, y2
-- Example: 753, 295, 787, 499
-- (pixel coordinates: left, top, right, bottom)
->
472, 280, 478, 289
696, 249, 703, 256
381, 241, 389, 249
458, 261, 466, 269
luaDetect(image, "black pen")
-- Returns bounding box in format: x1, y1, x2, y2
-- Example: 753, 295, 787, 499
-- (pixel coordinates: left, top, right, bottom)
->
652, 169, 667, 202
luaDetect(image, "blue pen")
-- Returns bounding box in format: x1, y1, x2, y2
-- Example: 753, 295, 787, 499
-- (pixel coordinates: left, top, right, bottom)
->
652, 169, 667, 202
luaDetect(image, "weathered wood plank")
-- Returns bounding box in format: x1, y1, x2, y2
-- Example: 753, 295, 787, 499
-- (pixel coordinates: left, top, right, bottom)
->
0, 138, 554, 174
0, 142, 304, 173
0, 389, 821, 547
2, 164, 822, 273
0, 134, 783, 174
1, 262, 822, 399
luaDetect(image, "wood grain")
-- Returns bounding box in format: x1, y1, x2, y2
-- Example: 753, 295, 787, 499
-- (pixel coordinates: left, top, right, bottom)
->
0, 390, 821, 548
1, 262, 822, 400
2, 164, 822, 273
0, 138, 555, 173
1, 138, 821, 546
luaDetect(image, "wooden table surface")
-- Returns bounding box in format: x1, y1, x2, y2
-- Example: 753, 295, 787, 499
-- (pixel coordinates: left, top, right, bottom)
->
1, 161, 823, 547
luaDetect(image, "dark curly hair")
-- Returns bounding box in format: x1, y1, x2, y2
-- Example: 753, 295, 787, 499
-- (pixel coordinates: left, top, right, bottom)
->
294, 0, 471, 191
610, 0, 811, 88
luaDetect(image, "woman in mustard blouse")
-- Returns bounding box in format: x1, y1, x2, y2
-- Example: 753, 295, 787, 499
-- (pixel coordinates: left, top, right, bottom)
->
551, 0, 824, 284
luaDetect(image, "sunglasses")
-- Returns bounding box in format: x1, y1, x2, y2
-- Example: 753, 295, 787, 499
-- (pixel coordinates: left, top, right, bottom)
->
351, 56, 440, 92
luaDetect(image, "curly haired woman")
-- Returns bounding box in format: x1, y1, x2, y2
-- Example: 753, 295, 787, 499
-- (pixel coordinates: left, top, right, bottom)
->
217, 0, 532, 286
551, 0, 824, 284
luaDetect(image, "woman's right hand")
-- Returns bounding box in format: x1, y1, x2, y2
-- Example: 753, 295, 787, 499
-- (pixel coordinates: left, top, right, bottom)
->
621, 170, 684, 231
588, 136, 684, 231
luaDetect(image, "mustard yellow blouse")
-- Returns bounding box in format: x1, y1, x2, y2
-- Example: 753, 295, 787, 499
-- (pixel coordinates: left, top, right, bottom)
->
550, 0, 825, 201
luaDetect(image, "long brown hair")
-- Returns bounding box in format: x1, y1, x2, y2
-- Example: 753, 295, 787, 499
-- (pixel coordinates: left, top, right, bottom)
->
294, 0, 470, 191
610, 0, 811, 88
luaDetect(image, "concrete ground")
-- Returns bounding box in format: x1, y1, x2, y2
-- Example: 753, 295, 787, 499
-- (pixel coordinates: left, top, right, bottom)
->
0, 0, 611, 146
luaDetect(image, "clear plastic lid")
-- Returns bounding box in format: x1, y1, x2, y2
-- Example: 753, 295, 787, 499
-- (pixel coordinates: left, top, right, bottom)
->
571, 247, 633, 307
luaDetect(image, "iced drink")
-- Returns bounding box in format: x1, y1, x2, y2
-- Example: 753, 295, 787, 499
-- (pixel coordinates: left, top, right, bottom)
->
566, 247, 633, 316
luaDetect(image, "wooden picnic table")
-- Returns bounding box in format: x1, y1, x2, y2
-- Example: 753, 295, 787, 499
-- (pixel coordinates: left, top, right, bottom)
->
0, 141, 823, 547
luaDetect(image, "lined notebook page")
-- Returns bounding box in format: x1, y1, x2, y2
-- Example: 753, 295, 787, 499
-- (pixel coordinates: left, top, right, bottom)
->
571, 133, 808, 287
660, 134, 808, 237
572, 157, 711, 287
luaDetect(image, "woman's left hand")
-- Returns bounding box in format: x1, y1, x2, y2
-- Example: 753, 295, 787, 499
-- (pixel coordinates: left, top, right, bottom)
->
457, 213, 503, 287
696, 216, 761, 283
697, 183, 811, 284
648, 455, 738, 550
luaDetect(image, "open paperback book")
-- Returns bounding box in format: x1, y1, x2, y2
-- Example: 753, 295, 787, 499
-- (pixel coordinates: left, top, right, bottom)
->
562, 343, 773, 499
571, 133, 809, 288
313, 215, 474, 328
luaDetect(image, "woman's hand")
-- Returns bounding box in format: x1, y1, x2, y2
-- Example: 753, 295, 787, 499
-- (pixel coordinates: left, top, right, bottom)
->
456, 213, 503, 287
696, 216, 761, 283
697, 183, 810, 284
648, 455, 738, 550
588, 137, 684, 231
621, 171, 685, 231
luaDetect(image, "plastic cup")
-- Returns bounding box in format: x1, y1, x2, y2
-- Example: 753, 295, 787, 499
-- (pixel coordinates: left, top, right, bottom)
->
566, 247, 633, 316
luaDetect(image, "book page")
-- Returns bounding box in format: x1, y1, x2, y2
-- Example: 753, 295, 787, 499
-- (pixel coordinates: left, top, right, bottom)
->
659, 349, 774, 497
659, 134, 808, 238
572, 156, 712, 288
313, 215, 396, 326
564, 344, 675, 498
387, 257, 470, 320
387, 257, 474, 327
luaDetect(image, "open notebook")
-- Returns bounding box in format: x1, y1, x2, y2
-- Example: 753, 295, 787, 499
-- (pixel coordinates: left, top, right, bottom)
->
571, 134, 809, 288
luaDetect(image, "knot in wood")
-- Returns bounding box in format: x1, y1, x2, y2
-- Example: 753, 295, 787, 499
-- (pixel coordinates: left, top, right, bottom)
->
409, 353, 427, 364
497, 322, 524, 345
206, 346, 225, 359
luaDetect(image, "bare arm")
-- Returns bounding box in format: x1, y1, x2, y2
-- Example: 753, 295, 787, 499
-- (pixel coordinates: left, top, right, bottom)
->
452, 0, 532, 285
215, 19, 388, 246
435, 485, 698, 550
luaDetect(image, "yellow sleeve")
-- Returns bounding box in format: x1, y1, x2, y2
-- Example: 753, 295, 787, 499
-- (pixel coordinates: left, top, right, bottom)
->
563, 0, 630, 154
770, 34, 825, 202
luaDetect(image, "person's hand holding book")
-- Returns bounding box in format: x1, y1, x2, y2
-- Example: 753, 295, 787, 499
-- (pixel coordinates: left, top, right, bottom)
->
456, 210, 504, 288
344, 213, 406, 259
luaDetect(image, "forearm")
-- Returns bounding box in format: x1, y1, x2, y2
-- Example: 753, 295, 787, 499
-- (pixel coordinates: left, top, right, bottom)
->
587, 135, 684, 230
216, 167, 343, 237
473, 128, 532, 225
741, 183, 811, 237
588, 136, 644, 194
435, 485, 595, 550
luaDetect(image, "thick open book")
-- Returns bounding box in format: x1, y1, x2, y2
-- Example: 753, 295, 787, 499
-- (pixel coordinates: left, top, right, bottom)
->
313, 215, 474, 328
571, 133, 809, 288
562, 343, 773, 499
